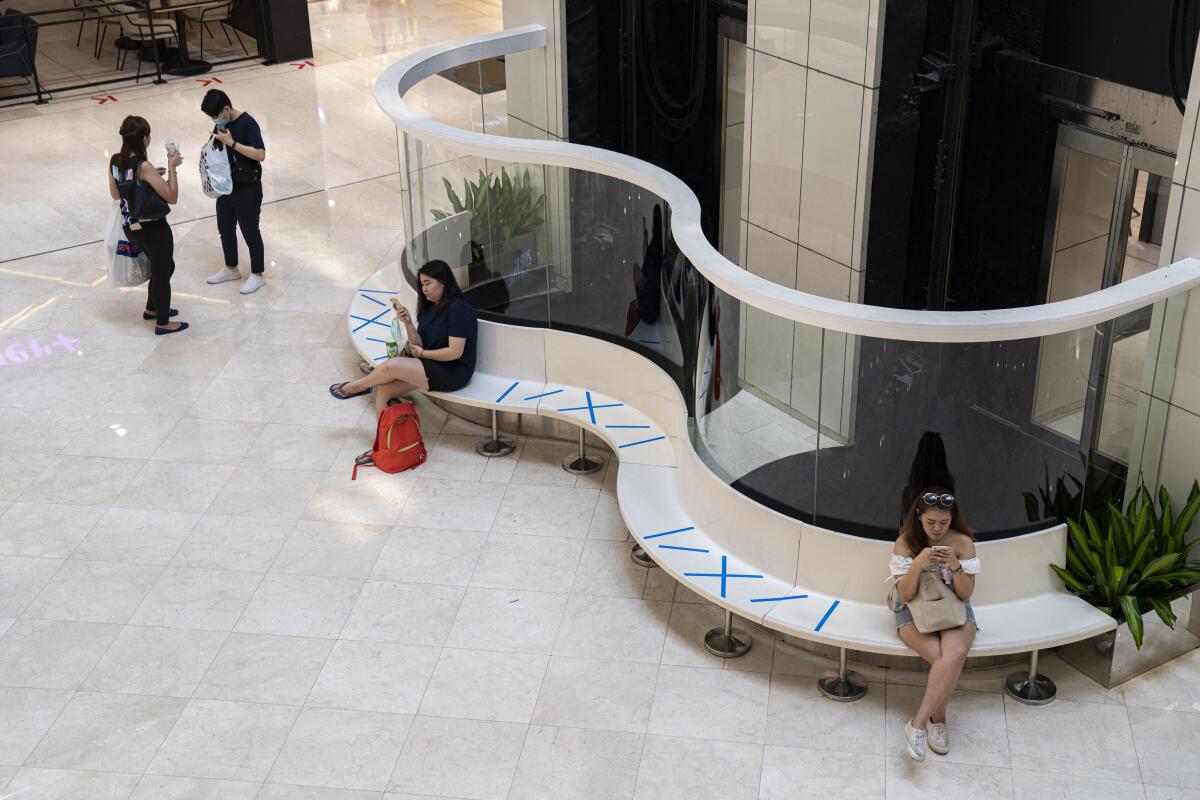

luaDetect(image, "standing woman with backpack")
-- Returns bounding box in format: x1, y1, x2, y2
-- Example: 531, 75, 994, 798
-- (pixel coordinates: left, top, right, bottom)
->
200, 89, 268, 295
107, 115, 187, 335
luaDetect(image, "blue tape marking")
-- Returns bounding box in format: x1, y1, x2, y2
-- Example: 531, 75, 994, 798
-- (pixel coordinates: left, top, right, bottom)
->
749, 594, 809, 603
683, 555, 764, 599
495, 381, 519, 403
644, 526, 695, 540
359, 289, 400, 295
557, 403, 622, 413
638, 339, 662, 344
658, 545, 709, 553
814, 600, 840, 632
585, 391, 597, 424
360, 294, 388, 307
606, 424, 650, 429
351, 309, 392, 332
524, 388, 563, 401
366, 337, 388, 344
618, 436, 666, 449
373, 355, 388, 361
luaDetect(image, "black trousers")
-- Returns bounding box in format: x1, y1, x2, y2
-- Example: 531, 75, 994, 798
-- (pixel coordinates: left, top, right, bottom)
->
216, 182, 264, 274
124, 219, 175, 326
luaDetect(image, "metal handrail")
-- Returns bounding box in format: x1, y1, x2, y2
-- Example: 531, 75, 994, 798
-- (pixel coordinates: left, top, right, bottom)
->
374, 25, 1200, 344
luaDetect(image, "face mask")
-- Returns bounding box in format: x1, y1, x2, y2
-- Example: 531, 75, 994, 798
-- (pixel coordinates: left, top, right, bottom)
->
213, 117, 227, 129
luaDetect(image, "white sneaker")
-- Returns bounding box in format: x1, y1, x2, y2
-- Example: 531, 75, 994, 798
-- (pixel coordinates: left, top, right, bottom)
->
239, 274, 266, 295
904, 721, 927, 762
207, 267, 241, 285
928, 721, 948, 755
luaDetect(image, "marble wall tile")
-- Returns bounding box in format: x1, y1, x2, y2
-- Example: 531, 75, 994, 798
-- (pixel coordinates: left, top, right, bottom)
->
753, 0, 810, 67
797, 70, 864, 266
747, 52, 807, 242
808, 0, 871, 84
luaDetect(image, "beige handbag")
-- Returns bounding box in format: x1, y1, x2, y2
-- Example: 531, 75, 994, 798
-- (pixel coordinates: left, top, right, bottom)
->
907, 571, 967, 633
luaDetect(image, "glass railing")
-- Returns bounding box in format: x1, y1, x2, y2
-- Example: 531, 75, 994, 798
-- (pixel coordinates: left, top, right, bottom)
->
384, 38, 1197, 541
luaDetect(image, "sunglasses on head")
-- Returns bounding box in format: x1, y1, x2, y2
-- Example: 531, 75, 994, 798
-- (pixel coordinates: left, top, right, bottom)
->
921, 492, 955, 508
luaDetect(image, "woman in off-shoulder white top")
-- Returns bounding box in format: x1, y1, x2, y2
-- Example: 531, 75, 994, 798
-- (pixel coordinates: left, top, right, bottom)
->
890, 488, 980, 764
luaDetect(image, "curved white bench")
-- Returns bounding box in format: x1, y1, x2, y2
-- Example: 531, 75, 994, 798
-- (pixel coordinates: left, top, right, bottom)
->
348, 273, 1116, 704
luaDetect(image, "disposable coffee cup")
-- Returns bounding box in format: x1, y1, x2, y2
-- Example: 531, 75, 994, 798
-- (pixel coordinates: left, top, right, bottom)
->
165, 141, 179, 157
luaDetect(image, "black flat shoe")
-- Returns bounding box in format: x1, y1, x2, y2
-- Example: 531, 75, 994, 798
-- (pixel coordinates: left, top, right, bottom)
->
155, 322, 189, 336
144, 308, 180, 320
329, 382, 373, 399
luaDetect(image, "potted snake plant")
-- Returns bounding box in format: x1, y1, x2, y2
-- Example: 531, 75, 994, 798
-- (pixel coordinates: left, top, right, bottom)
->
1055, 481, 1200, 687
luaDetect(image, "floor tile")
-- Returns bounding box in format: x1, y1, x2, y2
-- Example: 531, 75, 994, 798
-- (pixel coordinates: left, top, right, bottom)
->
308, 639, 441, 714
1011, 770, 1148, 800
272, 519, 391, 579
148, 698, 300, 782
235, 573, 364, 638
388, 716, 526, 800
509, 725, 643, 800
1005, 696, 1141, 782
115, 461, 235, 513
402, 478, 507, 531
340, 580, 464, 645
660, 602, 774, 673
218, 343, 317, 383
371, 526, 487, 586
552, 595, 670, 663
760, 745, 885, 799
0, 501, 104, 558
71, 508, 200, 565
885, 683, 1010, 767
1128, 704, 1200, 790
532, 656, 659, 733
444, 587, 567, 654
0, 556, 63, 617
570, 539, 649, 598
766, 672, 886, 755
130, 566, 263, 631
260, 786, 385, 800
151, 418, 265, 465
24, 559, 163, 624
17, 455, 142, 506
0, 687, 74, 766
304, 468, 414, 526
419, 648, 548, 723
172, 514, 296, 572
420, 434, 489, 481
587, 492, 630, 540
0, 768, 139, 800
491, 484, 600, 538
470, 533, 583, 593
128, 776, 262, 800
195, 632, 334, 705
60, 411, 179, 459
633, 735, 762, 800
26, 691, 186, 772
81, 625, 228, 697
269, 707, 413, 791
187, 378, 290, 422
243, 423, 353, 471
885, 756, 1014, 799
1121, 648, 1200, 712
648, 664, 770, 743
0, 618, 121, 689
208, 466, 326, 518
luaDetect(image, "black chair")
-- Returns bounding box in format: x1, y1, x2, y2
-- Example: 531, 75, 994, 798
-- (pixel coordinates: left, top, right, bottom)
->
0, 9, 44, 101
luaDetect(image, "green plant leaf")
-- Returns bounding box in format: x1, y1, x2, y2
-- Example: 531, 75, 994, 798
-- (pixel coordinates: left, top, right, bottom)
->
430, 209, 448, 221
1051, 563, 1089, 594
1140, 553, 1181, 580
1119, 595, 1144, 649
1148, 597, 1178, 628
443, 177, 464, 214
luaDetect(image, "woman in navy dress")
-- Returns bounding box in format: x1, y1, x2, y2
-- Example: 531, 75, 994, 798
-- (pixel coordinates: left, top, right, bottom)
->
330, 260, 478, 417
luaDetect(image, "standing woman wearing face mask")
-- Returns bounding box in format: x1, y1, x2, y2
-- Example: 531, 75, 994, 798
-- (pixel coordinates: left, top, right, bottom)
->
199, 89, 268, 295
107, 115, 187, 334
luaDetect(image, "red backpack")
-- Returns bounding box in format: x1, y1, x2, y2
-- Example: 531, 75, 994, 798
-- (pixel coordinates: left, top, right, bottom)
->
353, 401, 426, 479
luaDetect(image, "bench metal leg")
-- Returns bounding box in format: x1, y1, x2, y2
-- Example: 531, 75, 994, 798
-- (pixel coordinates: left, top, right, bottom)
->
562, 428, 602, 475
1004, 649, 1056, 705
630, 543, 657, 568
476, 409, 515, 457
704, 608, 752, 658
818, 647, 867, 702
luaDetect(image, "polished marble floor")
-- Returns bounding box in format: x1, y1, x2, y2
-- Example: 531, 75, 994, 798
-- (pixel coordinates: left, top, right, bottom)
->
3, 1, 1200, 799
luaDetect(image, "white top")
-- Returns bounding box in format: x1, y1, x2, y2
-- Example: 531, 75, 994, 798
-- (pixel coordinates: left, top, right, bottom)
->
889, 554, 981, 586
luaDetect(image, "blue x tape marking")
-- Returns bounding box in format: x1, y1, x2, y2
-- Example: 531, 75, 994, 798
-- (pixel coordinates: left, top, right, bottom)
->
644, 526, 695, 540
557, 390, 623, 423
496, 381, 519, 403
814, 600, 840, 632
618, 435, 666, 449
351, 309, 392, 332
683, 555, 764, 599
360, 293, 388, 307
658, 545, 709, 553
525, 388, 563, 401
749, 594, 809, 603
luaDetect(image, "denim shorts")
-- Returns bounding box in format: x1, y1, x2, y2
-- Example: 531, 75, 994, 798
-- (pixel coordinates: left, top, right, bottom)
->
895, 601, 977, 631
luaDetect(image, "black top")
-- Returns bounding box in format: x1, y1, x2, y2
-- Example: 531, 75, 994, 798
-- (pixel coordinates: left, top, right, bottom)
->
222, 112, 265, 181
418, 296, 477, 375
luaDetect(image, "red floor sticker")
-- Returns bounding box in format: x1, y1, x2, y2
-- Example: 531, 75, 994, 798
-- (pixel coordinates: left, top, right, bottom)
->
91, 95, 118, 104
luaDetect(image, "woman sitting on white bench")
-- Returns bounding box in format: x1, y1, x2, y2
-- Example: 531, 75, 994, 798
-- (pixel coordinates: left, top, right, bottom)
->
329, 259, 478, 418
890, 488, 980, 762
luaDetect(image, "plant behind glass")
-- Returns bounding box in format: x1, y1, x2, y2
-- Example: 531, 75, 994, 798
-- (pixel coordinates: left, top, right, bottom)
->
1050, 481, 1200, 648
431, 167, 546, 264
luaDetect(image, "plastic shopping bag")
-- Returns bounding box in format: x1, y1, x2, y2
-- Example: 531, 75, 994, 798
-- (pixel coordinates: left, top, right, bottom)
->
199, 136, 233, 198
104, 202, 151, 288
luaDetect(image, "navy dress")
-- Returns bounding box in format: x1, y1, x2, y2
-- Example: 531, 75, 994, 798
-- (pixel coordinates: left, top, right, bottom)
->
417, 296, 478, 392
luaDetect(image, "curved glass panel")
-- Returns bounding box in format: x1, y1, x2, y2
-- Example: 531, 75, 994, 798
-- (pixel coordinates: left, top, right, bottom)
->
391, 52, 1179, 541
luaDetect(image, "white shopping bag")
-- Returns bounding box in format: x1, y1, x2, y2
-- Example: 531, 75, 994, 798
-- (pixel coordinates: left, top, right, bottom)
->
104, 202, 150, 288
199, 136, 233, 198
